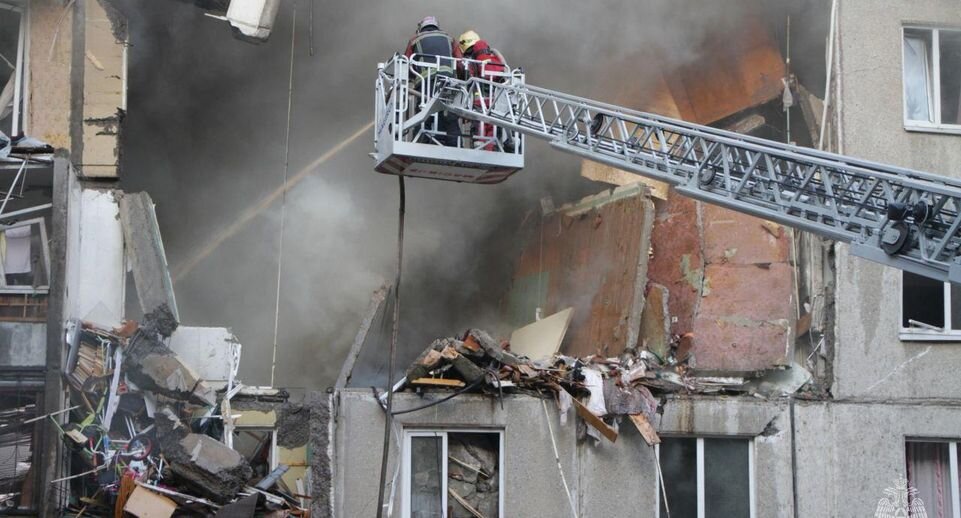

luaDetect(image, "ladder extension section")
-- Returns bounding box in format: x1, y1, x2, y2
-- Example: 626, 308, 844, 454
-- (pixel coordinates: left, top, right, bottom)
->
437, 77, 961, 282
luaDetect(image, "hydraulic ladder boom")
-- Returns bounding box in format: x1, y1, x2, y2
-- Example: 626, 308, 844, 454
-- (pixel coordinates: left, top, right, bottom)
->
434, 75, 961, 283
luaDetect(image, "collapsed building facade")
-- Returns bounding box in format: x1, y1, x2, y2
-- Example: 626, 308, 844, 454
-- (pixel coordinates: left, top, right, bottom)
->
0, 0, 960, 517
323, 2, 961, 517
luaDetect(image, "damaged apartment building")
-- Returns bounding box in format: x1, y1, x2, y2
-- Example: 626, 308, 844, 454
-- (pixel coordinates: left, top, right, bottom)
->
1, 0, 961, 517
324, 2, 961, 518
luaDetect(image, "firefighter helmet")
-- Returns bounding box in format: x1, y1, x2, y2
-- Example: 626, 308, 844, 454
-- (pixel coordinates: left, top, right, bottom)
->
417, 16, 439, 33
458, 30, 481, 53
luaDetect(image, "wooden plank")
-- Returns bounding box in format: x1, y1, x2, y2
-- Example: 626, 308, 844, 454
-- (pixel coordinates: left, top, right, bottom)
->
448, 487, 487, 518
571, 394, 618, 443
410, 378, 465, 388
628, 413, 661, 446
335, 284, 390, 389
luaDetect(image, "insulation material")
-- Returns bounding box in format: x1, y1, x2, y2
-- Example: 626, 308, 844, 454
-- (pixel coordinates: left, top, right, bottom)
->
81, 0, 125, 178
123, 486, 177, 518
508, 185, 655, 357
509, 307, 573, 360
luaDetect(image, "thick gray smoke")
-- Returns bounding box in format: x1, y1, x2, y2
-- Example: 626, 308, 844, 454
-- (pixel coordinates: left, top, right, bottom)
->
115, 0, 825, 392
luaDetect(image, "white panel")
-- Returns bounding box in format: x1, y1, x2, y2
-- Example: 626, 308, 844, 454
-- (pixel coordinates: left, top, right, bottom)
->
66, 189, 124, 326
167, 326, 241, 385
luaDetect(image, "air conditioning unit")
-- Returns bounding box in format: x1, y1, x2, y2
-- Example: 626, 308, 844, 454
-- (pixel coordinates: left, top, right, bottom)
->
224, 0, 280, 42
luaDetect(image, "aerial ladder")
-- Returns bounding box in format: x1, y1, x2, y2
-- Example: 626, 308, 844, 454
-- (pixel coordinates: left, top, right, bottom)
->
373, 54, 961, 283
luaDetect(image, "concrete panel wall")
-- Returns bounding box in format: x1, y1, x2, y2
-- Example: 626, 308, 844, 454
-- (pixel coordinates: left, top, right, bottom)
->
333, 391, 793, 517
26, 0, 74, 150
64, 178, 124, 326
795, 401, 961, 517
833, 0, 961, 399
0, 322, 45, 367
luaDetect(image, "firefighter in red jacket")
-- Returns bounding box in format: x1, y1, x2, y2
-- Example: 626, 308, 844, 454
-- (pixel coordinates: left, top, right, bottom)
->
457, 30, 510, 151
404, 16, 461, 146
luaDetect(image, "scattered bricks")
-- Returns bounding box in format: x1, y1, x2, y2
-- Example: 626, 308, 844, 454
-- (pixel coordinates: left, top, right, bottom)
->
154, 408, 253, 503
465, 329, 521, 366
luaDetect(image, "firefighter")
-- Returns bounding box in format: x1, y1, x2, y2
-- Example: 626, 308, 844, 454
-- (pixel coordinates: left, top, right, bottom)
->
457, 30, 511, 151
404, 16, 461, 146
457, 30, 507, 82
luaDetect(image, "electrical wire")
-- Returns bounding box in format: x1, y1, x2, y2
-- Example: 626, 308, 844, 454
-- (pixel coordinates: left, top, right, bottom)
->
388, 377, 484, 416
269, 7, 297, 388
376, 176, 405, 518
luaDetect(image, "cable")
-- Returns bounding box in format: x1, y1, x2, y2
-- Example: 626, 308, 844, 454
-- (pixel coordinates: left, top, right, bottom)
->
269, 7, 297, 388
389, 377, 484, 416
376, 176, 405, 518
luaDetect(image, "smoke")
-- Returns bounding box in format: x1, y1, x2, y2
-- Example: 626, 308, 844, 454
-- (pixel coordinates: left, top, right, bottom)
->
114, 0, 822, 391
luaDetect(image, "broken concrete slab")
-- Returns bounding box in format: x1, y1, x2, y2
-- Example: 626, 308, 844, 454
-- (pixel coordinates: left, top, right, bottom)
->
118, 192, 179, 321
639, 283, 670, 359
154, 408, 253, 504
126, 322, 216, 407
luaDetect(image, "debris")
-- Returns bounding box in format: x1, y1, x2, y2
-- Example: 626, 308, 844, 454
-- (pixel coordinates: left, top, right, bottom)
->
761, 220, 783, 238
255, 465, 290, 490
628, 413, 661, 446
411, 378, 466, 388
154, 408, 253, 503
571, 394, 618, 443
123, 485, 177, 518
449, 487, 488, 518
509, 307, 574, 360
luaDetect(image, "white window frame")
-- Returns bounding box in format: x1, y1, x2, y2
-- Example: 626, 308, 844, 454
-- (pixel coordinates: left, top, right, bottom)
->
902, 26, 961, 135
905, 439, 961, 518
655, 437, 756, 518
0, 1, 27, 137
401, 428, 505, 518
0, 216, 49, 294
899, 272, 961, 341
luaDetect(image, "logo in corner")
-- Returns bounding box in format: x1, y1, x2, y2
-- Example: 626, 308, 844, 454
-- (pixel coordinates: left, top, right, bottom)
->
875, 476, 926, 518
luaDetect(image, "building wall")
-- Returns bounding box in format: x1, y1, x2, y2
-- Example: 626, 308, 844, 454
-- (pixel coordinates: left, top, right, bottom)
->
0, 322, 45, 367
332, 390, 793, 517
833, 0, 961, 400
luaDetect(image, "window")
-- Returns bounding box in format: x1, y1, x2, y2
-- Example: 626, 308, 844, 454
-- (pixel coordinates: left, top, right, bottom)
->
0, 218, 49, 294
901, 272, 961, 341
402, 430, 503, 518
903, 27, 961, 134
905, 440, 961, 517
656, 437, 755, 518
0, 2, 26, 137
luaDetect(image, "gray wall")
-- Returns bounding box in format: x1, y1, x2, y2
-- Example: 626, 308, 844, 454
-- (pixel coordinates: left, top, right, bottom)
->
795, 400, 961, 516
833, 0, 961, 400
0, 322, 46, 367
333, 390, 793, 517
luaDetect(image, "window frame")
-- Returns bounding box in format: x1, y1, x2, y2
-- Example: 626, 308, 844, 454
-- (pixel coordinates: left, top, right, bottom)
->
899, 272, 961, 341
0, 216, 49, 294
0, 1, 27, 137
401, 428, 505, 518
902, 26, 961, 135
904, 438, 961, 517
654, 436, 756, 518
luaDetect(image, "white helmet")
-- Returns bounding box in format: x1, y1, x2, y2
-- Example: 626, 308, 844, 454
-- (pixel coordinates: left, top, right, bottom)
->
417, 16, 439, 33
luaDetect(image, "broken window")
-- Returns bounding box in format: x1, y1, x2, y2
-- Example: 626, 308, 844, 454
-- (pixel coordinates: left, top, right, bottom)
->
903, 27, 961, 132
657, 437, 754, 518
0, 3, 26, 137
0, 389, 39, 513
0, 218, 50, 294
905, 440, 960, 517
402, 430, 502, 518
901, 271, 961, 340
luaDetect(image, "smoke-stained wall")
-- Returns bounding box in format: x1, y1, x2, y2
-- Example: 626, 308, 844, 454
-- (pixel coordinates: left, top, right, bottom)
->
114, 0, 822, 391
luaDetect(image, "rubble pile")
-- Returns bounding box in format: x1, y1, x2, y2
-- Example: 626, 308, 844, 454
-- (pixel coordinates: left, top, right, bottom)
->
396, 328, 806, 445
58, 311, 306, 517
